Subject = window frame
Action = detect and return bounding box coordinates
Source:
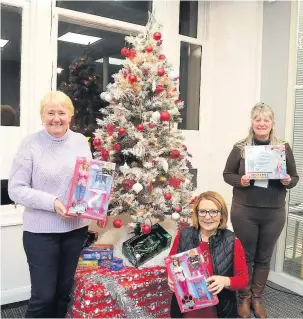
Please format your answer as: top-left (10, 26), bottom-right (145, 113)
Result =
top-left (272, 0), bottom-right (303, 295)
top-left (51, 4), bottom-right (145, 90)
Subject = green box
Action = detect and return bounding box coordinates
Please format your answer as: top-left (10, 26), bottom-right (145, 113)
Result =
top-left (122, 223), bottom-right (172, 267)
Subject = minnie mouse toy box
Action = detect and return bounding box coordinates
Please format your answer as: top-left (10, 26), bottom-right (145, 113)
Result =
top-left (66, 157), bottom-right (115, 221)
top-left (164, 247), bottom-right (218, 313)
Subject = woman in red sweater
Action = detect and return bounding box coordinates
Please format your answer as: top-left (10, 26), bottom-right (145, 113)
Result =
top-left (168, 191), bottom-right (248, 318)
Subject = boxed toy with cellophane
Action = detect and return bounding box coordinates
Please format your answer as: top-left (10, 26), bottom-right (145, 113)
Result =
top-left (66, 157), bottom-right (115, 221)
top-left (164, 246), bottom-right (218, 313)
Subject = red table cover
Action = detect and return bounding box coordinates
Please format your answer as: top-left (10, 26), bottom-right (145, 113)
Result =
top-left (67, 266), bottom-right (172, 318)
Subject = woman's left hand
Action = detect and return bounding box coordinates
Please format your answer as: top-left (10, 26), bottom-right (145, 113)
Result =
top-left (205, 276), bottom-right (231, 295)
top-left (280, 174), bottom-right (291, 186)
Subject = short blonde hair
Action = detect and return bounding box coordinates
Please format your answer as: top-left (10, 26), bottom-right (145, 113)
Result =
top-left (192, 191), bottom-right (228, 230)
top-left (40, 91), bottom-right (74, 118)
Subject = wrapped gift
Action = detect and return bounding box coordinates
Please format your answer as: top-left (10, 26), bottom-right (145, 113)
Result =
top-left (67, 266), bottom-right (172, 318)
top-left (122, 223), bottom-right (172, 267)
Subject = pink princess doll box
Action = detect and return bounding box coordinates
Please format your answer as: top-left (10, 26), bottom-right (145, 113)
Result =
top-left (66, 157), bottom-right (116, 221)
top-left (164, 247), bottom-right (218, 313)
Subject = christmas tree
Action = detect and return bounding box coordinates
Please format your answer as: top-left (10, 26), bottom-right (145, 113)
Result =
top-left (93, 14), bottom-right (195, 230)
top-left (59, 54), bottom-right (104, 137)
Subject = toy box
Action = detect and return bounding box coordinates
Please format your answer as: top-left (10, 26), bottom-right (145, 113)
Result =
top-left (164, 247), bottom-right (218, 313)
top-left (66, 157), bottom-right (115, 220)
top-left (98, 259), bottom-right (124, 271)
top-left (82, 246), bottom-right (114, 261)
top-left (122, 223), bottom-right (172, 267)
top-left (245, 144), bottom-right (287, 179)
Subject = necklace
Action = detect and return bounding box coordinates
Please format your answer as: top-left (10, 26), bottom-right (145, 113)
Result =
top-left (199, 230), bottom-right (216, 243)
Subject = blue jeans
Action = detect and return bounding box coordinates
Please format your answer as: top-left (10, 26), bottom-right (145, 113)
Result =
top-left (75, 184), bottom-right (86, 201)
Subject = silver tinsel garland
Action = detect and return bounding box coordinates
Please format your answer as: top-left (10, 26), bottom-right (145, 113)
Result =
top-left (86, 272), bottom-right (155, 319)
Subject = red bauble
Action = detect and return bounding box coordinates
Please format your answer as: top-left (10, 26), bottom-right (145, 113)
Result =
top-left (182, 145), bottom-right (187, 151)
top-left (143, 68), bottom-right (150, 74)
top-left (170, 150), bottom-right (180, 159)
top-left (153, 32), bottom-right (162, 41)
top-left (129, 49), bottom-right (136, 59)
top-left (173, 205), bottom-right (182, 213)
top-left (175, 100), bottom-right (181, 104)
top-left (157, 67), bottom-right (165, 77)
top-left (113, 219), bottom-right (123, 228)
top-left (168, 177), bottom-right (184, 189)
top-left (160, 111), bottom-right (171, 122)
top-left (93, 138), bottom-right (101, 147)
top-left (141, 224), bottom-right (151, 234)
top-left (159, 54), bottom-right (166, 60)
top-left (121, 47), bottom-right (130, 57)
top-left (118, 128), bottom-right (126, 135)
top-left (101, 149), bottom-right (109, 161)
top-left (113, 144), bottom-right (121, 152)
top-left (106, 123), bottom-right (115, 136)
top-left (190, 196), bottom-right (198, 204)
top-left (164, 192), bottom-right (172, 200)
top-left (128, 75), bottom-right (137, 83)
top-left (136, 124), bottom-right (144, 131)
top-left (155, 85), bottom-right (165, 95)
top-left (148, 123), bottom-right (156, 128)
top-left (122, 179), bottom-right (135, 192)
top-left (145, 45), bottom-right (153, 53)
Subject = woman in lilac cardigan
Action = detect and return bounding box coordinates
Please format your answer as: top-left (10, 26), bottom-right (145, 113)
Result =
top-left (8, 91), bottom-right (92, 318)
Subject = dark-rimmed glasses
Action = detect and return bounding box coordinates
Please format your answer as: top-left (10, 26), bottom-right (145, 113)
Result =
top-left (197, 209), bottom-right (221, 218)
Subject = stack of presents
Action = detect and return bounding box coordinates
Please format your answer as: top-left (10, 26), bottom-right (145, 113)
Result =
top-left (67, 225), bottom-right (173, 318)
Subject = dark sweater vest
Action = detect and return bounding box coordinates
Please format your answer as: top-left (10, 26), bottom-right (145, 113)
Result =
top-left (170, 227), bottom-right (238, 318)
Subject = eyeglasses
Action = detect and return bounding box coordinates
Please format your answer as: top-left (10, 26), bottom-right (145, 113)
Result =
top-left (197, 209), bottom-right (221, 217)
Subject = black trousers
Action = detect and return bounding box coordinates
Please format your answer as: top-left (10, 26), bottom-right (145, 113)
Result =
top-left (23, 226), bottom-right (88, 318)
top-left (231, 201), bottom-right (285, 273)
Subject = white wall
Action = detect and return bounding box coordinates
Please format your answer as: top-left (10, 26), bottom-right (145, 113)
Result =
top-left (260, 1), bottom-right (291, 138)
top-left (0, 205), bottom-right (30, 305)
top-left (197, 1), bottom-right (263, 206)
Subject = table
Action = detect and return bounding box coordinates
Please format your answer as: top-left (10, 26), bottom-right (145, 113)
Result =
top-left (67, 266), bottom-right (172, 318)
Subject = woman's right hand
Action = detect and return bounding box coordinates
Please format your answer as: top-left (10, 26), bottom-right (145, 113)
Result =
top-left (241, 175), bottom-right (251, 187)
top-left (168, 277), bottom-right (174, 292)
top-left (54, 199), bottom-right (73, 218)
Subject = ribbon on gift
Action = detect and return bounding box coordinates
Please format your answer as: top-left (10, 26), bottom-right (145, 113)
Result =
top-left (85, 271), bottom-right (155, 319)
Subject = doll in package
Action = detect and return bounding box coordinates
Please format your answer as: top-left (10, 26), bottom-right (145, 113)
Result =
top-left (164, 247), bottom-right (218, 313)
top-left (66, 157), bottom-right (115, 221)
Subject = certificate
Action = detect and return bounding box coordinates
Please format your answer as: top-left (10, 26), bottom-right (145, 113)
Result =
top-left (245, 145), bottom-right (287, 180)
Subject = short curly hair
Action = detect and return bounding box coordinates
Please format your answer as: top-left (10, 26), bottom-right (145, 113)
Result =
top-left (40, 91), bottom-right (74, 119)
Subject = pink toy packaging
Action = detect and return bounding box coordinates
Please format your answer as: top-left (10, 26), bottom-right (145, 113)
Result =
top-left (66, 157), bottom-right (115, 221)
top-left (164, 247), bottom-right (218, 313)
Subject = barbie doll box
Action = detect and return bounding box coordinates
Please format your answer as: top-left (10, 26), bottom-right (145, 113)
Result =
top-left (164, 247), bottom-right (218, 313)
top-left (66, 157), bottom-right (115, 221)
top-left (245, 144), bottom-right (287, 179)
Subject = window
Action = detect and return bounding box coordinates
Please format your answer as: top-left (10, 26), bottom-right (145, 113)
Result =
top-left (178, 41), bottom-right (202, 130)
top-left (56, 1), bottom-right (152, 26)
top-left (56, 21), bottom-right (126, 136)
top-left (1, 4), bottom-right (22, 126)
top-left (179, 0), bottom-right (198, 38)
top-left (282, 2), bottom-right (303, 281)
